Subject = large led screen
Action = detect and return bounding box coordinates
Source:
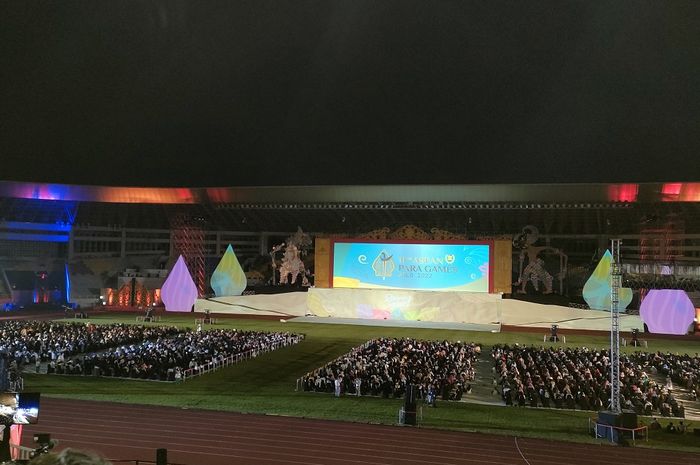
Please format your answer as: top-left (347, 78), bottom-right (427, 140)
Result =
top-left (332, 241), bottom-right (491, 292)
top-left (0, 392), bottom-right (40, 425)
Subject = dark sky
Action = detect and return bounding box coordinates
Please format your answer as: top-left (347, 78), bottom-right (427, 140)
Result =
top-left (1, 1), bottom-right (699, 187)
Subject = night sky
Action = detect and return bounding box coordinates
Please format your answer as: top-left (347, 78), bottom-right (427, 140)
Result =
top-left (2, 1), bottom-right (699, 187)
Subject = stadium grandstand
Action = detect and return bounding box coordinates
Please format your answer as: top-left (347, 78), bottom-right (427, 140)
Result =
top-left (1, 181), bottom-right (699, 311)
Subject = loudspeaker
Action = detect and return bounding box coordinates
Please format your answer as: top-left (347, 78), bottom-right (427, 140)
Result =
top-left (597, 411), bottom-right (620, 427)
top-left (156, 448), bottom-right (168, 465)
top-left (404, 410), bottom-right (417, 425)
top-left (620, 410), bottom-right (638, 429)
top-left (405, 384), bottom-right (417, 407)
top-left (404, 385), bottom-right (417, 426)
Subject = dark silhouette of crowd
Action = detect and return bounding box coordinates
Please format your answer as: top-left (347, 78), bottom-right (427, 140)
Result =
top-left (0, 320), bottom-right (303, 382)
top-left (0, 321), bottom-right (181, 366)
top-left (493, 344), bottom-right (686, 417)
top-left (61, 329), bottom-right (303, 381)
top-left (302, 338), bottom-right (480, 401)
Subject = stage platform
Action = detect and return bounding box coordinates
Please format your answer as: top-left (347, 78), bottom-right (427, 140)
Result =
top-left (290, 316), bottom-right (499, 332)
top-left (195, 288), bottom-right (644, 333)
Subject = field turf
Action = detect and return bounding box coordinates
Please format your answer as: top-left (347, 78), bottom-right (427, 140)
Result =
top-left (22, 312), bottom-right (700, 452)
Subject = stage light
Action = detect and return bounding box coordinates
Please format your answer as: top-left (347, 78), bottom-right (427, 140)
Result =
top-left (630, 328), bottom-right (640, 346)
top-left (549, 324), bottom-right (559, 342)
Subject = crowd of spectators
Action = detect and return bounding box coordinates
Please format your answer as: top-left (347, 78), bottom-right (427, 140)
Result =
top-left (493, 344), bottom-right (687, 417)
top-left (630, 351), bottom-right (699, 403)
top-left (0, 320), bottom-right (302, 382)
top-left (0, 320), bottom-right (181, 366)
top-left (301, 338), bottom-right (480, 401)
top-left (58, 329), bottom-right (303, 381)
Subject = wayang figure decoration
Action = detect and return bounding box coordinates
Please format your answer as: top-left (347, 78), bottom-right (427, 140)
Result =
top-left (270, 227), bottom-right (312, 286)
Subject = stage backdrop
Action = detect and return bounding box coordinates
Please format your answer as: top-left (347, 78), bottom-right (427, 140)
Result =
top-left (492, 239), bottom-right (512, 294)
top-left (314, 237), bottom-right (331, 288)
top-left (331, 240), bottom-right (492, 292)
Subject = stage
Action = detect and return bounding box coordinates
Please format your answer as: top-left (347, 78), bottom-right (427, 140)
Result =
top-left (195, 288), bottom-right (644, 333)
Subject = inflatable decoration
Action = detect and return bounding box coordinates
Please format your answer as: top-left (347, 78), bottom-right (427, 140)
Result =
top-left (210, 244), bottom-right (247, 297)
top-left (161, 255), bottom-right (198, 312)
top-left (640, 289), bottom-right (695, 335)
top-left (582, 250), bottom-right (632, 311)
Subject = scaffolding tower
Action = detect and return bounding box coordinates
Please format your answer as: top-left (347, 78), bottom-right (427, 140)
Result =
top-left (171, 214), bottom-right (206, 297)
top-left (609, 238), bottom-right (622, 413)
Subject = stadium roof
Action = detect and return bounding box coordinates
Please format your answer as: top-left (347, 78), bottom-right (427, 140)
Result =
top-left (1, 181), bottom-right (698, 235)
top-left (1, 181), bottom-right (699, 205)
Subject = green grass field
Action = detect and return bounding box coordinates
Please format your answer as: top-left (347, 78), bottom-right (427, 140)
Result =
top-left (23, 313), bottom-right (700, 452)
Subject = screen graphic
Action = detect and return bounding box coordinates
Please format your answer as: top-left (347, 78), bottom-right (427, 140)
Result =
top-left (0, 392), bottom-right (40, 425)
top-left (332, 241), bottom-right (491, 292)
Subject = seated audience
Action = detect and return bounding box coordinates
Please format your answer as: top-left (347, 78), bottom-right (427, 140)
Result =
top-left (302, 338), bottom-right (480, 401)
top-left (64, 329), bottom-right (302, 381)
top-left (492, 344), bottom-right (692, 416)
top-left (0, 320), bottom-right (181, 368)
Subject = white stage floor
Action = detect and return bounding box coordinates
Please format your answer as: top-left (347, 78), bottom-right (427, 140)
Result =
top-left (290, 316), bottom-right (500, 332)
top-left (195, 289), bottom-right (645, 333)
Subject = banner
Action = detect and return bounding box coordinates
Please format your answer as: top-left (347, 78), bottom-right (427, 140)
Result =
top-left (331, 240), bottom-right (491, 292)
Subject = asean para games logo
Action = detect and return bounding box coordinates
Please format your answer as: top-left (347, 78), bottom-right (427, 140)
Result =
top-left (372, 250), bottom-right (395, 279)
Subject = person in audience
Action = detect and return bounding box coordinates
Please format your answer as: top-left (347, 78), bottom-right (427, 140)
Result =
top-left (649, 417), bottom-right (661, 430)
top-left (666, 421), bottom-right (676, 433)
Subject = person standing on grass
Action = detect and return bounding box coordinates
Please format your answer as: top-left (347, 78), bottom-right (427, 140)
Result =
top-left (334, 376), bottom-right (342, 397)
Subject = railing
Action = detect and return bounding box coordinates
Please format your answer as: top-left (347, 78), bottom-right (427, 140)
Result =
top-left (9, 444), bottom-right (34, 461)
top-left (588, 417), bottom-right (648, 444)
top-left (181, 335), bottom-right (304, 381)
top-left (398, 406), bottom-right (423, 425)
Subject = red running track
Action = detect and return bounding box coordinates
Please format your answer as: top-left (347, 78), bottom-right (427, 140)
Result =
top-left (20, 398), bottom-right (699, 465)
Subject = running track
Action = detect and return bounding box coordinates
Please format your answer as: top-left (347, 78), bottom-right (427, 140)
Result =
top-left (19, 398), bottom-right (699, 465)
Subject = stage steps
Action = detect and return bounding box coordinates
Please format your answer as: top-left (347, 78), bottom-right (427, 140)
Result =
top-left (646, 372), bottom-right (700, 421)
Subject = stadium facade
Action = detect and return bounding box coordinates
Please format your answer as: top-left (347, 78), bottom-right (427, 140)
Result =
top-left (0, 180), bottom-right (698, 309)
